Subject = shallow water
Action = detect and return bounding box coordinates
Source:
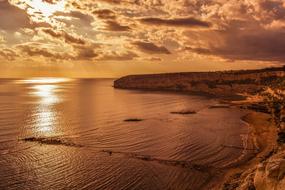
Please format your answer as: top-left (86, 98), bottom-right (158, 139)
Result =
top-left (0, 78), bottom-right (255, 190)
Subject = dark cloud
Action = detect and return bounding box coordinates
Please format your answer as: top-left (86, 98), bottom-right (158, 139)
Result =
top-left (42, 0), bottom-right (60, 4)
top-left (104, 20), bottom-right (130, 31)
top-left (187, 26), bottom-right (285, 62)
top-left (259, 0), bottom-right (285, 20)
top-left (99, 0), bottom-right (122, 4)
top-left (17, 43), bottom-right (69, 60)
top-left (185, 46), bottom-right (211, 54)
top-left (17, 42), bottom-right (100, 61)
top-left (140, 17), bottom-right (211, 28)
top-left (92, 8), bottom-right (130, 32)
top-left (42, 28), bottom-right (86, 45)
top-left (75, 45), bottom-right (98, 60)
top-left (93, 9), bottom-right (116, 20)
top-left (0, 1), bottom-right (49, 31)
top-left (54, 11), bottom-right (94, 26)
top-left (133, 41), bottom-right (170, 54)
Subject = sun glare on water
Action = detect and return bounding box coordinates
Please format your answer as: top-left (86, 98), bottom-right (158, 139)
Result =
top-left (17, 78), bottom-right (73, 84)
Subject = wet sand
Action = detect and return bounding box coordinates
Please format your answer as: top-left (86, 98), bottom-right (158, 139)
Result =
top-left (209, 109), bottom-right (278, 189)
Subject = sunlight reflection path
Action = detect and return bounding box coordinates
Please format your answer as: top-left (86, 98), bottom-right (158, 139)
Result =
top-left (20, 78), bottom-right (70, 136)
top-left (32, 82), bottom-right (59, 135)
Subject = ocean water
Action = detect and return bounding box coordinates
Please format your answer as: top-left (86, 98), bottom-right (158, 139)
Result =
top-left (0, 78), bottom-right (255, 190)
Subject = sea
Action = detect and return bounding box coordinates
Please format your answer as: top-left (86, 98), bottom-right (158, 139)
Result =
top-left (0, 78), bottom-right (255, 190)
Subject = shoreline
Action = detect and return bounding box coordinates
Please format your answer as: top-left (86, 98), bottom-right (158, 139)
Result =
top-left (115, 86), bottom-right (281, 189)
top-left (208, 110), bottom-right (278, 190)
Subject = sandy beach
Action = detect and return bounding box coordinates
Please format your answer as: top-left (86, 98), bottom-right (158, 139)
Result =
top-left (209, 110), bottom-right (278, 189)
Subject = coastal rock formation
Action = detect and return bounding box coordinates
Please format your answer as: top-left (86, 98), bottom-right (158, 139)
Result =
top-left (170, 110), bottom-right (197, 115)
top-left (254, 151), bottom-right (285, 190)
top-left (124, 118), bottom-right (143, 122)
top-left (21, 137), bottom-right (82, 147)
top-left (114, 67), bottom-right (285, 97)
top-left (224, 151), bottom-right (285, 190)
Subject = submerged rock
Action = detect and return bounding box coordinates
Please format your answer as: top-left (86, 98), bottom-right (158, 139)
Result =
top-left (21, 137), bottom-right (82, 147)
top-left (170, 111), bottom-right (197, 115)
top-left (124, 118), bottom-right (143, 122)
top-left (102, 150), bottom-right (113, 156)
top-left (209, 105), bottom-right (230, 109)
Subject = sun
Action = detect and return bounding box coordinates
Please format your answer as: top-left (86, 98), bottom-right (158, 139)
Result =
top-left (27, 0), bottom-right (65, 17)
top-left (28, 0), bottom-right (66, 17)
top-left (10, 0), bottom-right (66, 18)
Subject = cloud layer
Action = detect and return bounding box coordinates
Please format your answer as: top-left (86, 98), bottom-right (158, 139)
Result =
top-left (0, 0), bottom-right (284, 76)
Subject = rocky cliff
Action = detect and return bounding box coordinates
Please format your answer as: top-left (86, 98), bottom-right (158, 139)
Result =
top-left (114, 67), bottom-right (285, 97)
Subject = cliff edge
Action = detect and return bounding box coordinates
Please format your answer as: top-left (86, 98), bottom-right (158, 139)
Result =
top-left (114, 67), bottom-right (285, 97)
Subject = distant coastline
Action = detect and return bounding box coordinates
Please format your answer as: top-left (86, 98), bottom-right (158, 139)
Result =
top-left (114, 66), bottom-right (284, 98)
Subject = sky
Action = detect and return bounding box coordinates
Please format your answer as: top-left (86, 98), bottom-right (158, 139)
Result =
top-left (0, 0), bottom-right (285, 78)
